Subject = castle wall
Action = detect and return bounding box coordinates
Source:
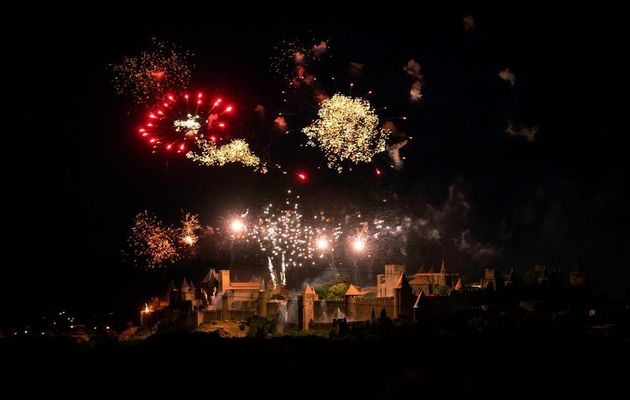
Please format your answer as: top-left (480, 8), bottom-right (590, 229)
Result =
top-left (313, 300), bottom-right (345, 323)
top-left (346, 296), bottom-right (395, 321)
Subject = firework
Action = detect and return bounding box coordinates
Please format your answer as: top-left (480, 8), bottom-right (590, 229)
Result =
top-left (186, 139), bottom-right (267, 172)
top-left (302, 94), bottom-right (391, 172)
top-left (129, 211), bottom-right (179, 269)
top-left (351, 236), bottom-right (367, 252)
top-left (179, 212), bottom-right (201, 246)
top-left (230, 218), bottom-right (246, 235)
top-left (138, 92), bottom-right (233, 154)
top-left (111, 38), bottom-right (192, 104)
top-left (267, 257), bottom-right (278, 289)
top-left (248, 197), bottom-right (315, 270)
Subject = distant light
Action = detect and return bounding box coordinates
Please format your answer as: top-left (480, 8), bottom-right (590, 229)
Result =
top-left (375, 168), bottom-right (382, 176)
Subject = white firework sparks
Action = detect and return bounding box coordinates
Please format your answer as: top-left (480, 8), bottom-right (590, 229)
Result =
top-left (302, 94), bottom-right (391, 172)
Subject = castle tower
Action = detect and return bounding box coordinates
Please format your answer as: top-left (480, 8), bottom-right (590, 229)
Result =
top-left (439, 260), bottom-right (447, 286)
top-left (185, 280), bottom-right (196, 303)
top-left (345, 284), bottom-right (362, 320)
top-left (482, 267), bottom-right (497, 290)
top-left (299, 284), bottom-right (316, 331)
top-left (394, 273), bottom-right (415, 320)
top-left (378, 264), bottom-right (405, 297)
top-left (218, 269), bottom-right (230, 293)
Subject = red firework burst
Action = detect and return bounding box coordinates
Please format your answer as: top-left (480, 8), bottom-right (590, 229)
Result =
top-left (138, 91), bottom-right (235, 154)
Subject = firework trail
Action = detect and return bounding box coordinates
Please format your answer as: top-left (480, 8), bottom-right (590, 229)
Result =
top-left (267, 257), bottom-right (278, 289)
top-left (280, 252), bottom-right (287, 287)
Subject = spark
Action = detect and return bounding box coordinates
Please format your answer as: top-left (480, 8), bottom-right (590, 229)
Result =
top-left (296, 171), bottom-right (308, 182)
top-left (179, 212), bottom-right (201, 247)
top-left (248, 197), bottom-right (315, 270)
top-left (186, 139), bottom-right (267, 172)
top-left (129, 211), bottom-right (179, 269)
top-left (111, 38), bottom-right (192, 105)
top-left (302, 94), bottom-right (390, 172)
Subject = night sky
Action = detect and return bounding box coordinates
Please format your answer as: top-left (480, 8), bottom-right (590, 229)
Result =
top-left (4, 2), bottom-right (628, 325)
